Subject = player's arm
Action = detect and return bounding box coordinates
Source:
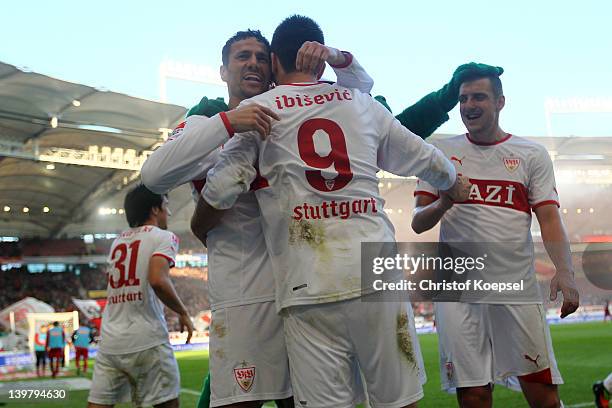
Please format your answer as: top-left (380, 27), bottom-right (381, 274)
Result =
top-left (411, 175), bottom-right (471, 233)
top-left (141, 107), bottom-right (278, 194)
top-left (193, 131), bottom-right (260, 243)
top-left (392, 62), bottom-right (504, 138)
top-left (535, 204), bottom-right (579, 318)
top-left (530, 145), bottom-right (579, 317)
top-left (412, 193), bottom-right (452, 234)
top-left (190, 197), bottom-right (226, 247)
top-left (148, 255), bottom-right (194, 343)
top-left (141, 114), bottom-right (236, 193)
top-left (296, 42), bottom-right (374, 93)
top-left (200, 132), bottom-right (260, 210)
top-left (375, 101), bottom-right (469, 195)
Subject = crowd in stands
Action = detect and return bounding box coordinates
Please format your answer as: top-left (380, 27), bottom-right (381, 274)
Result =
top-left (0, 242), bottom-right (20, 259)
top-left (0, 264), bottom-right (211, 329)
top-left (1, 237), bottom-right (609, 334)
top-left (0, 238), bottom-right (114, 259)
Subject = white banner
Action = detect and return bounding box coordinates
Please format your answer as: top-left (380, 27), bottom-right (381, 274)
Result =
top-left (0, 297), bottom-right (54, 334)
top-left (193, 310), bottom-right (212, 332)
top-left (72, 298), bottom-right (107, 330)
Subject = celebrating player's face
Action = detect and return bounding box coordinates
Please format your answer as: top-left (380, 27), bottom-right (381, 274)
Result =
top-left (459, 78), bottom-right (504, 136)
top-left (221, 37), bottom-right (271, 101)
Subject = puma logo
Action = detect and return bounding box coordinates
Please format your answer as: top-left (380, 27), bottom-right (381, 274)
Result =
top-left (524, 354), bottom-right (540, 367)
top-left (450, 156), bottom-right (464, 166)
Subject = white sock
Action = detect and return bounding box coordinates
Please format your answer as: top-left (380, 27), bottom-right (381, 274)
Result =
top-left (604, 372), bottom-right (612, 393)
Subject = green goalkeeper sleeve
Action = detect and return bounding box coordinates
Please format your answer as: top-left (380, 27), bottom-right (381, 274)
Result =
top-left (197, 372), bottom-right (211, 408)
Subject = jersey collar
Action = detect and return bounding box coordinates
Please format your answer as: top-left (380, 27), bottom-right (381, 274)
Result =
top-left (465, 133), bottom-right (512, 146)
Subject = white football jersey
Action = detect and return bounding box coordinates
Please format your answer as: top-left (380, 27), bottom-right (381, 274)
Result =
top-left (141, 55), bottom-right (376, 310)
top-left (415, 133), bottom-right (560, 303)
top-left (203, 82), bottom-right (456, 310)
top-left (99, 225), bottom-right (179, 354)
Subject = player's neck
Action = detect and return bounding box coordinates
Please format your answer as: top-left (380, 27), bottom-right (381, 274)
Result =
top-left (228, 96), bottom-right (241, 110)
top-left (140, 219), bottom-right (158, 228)
top-left (468, 126), bottom-right (507, 144)
top-left (277, 72), bottom-right (318, 85)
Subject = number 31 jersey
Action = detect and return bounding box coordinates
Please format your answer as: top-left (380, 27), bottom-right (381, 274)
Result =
top-left (204, 82), bottom-right (455, 310)
top-left (99, 225), bottom-right (179, 354)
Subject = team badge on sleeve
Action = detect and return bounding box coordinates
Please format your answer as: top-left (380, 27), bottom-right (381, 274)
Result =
top-left (167, 122), bottom-right (186, 141)
top-left (503, 157), bottom-right (521, 173)
top-left (234, 366), bottom-right (256, 392)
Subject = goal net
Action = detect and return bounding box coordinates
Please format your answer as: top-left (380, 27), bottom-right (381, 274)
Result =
top-left (26, 311), bottom-right (79, 364)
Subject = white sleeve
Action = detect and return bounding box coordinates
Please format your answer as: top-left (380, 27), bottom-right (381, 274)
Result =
top-left (330, 51), bottom-right (374, 94)
top-left (374, 101), bottom-right (456, 191)
top-left (529, 145), bottom-right (560, 209)
top-left (414, 178), bottom-right (439, 199)
top-left (202, 132), bottom-right (259, 210)
top-left (140, 113), bottom-right (233, 194)
top-left (152, 231), bottom-right (179, 268)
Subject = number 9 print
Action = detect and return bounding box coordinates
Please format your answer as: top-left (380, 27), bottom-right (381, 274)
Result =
top-left (298, 118), bottom-right (353, 192)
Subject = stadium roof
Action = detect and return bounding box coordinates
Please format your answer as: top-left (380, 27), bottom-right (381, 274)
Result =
top-left (1, 60), bottom-right (611, 240)
top-left (0, 61), bottom-right (192, 238)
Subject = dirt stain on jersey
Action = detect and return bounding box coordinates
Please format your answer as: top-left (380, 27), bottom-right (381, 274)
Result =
top-left (289, 219), bottom-right (326, 251)
top-left (214, 348), bottom-right (226, 360)
top-left (397, 312), bottom-right (416, 368)
top-left (211, 322), bottom-right (227, 338)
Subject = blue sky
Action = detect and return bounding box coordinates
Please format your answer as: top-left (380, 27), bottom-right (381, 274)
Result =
top-left (3, 0), bottom-right (611, 136)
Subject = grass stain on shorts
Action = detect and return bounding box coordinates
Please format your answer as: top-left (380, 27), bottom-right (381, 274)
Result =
top-left (397, 311), bottom-right (416, 368)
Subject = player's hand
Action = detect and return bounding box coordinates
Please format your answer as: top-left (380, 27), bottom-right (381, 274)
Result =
top-left (179, 313), bottom-right (195, 344)
top-left (549, 272), bottom-right (580, 318)
top-left (225, 104), bottom-right (280, 138)
top-left (444, 175), bottom-right (471, 202)
top-left (296, 41), bottom-right (344, 76)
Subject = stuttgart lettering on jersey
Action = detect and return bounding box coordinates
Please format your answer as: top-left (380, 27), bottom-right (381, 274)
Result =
top-left (462, 178), bottom-right (530, 213)
top-left (292, 197), bottom-right (378, 221)
top-left (275, 88), bottom-right (353, 110)
top-left (107, 291), bottom-right (143, 305)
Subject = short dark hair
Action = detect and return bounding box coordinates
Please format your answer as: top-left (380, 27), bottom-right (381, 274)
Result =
top-left (222, 29), bottom-right (270, 66)
top-left (271, 15), bottom-right (324, 74)
top-left (461, 73), bottom-right (504, 98)
top-left (124, 184), bottom-right (163, 228)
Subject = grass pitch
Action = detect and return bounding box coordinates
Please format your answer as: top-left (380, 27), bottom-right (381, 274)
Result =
top-left (2, 321), bottom-right (609, 407)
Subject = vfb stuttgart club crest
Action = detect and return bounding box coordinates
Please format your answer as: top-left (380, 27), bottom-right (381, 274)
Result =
top-left (234, 366), bottom-right (256, 392)
top-left (503, 157), bottom-right (521, 173)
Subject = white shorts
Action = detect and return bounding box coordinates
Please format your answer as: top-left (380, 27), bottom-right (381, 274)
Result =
top-left (88, 342), bottom-right (180, 407)
top-left (209, 301), bottom-right (292, 407)
top-left (435, 302), bottom-right (563, 392)
top-left (283, 295), bottom-right (426, 408)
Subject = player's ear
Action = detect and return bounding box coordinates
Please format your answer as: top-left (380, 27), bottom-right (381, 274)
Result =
top-left (496, 94), bottom-right (505, 112)
top-left (220, 64), bottom-right (228, 83)
top-left (271, 53), bottom-right (280, 78)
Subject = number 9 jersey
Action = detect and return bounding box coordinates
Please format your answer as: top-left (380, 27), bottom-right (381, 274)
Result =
top-left (203, 82), bottom-right (456, 311)
top-left (99, 225), bottom-right (179, 354)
